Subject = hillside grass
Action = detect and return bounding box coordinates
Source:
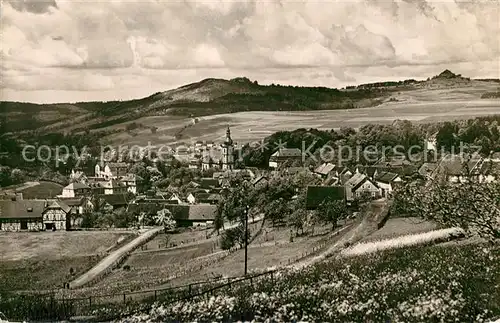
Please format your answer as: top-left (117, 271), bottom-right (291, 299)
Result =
top-left (0, 231), bottom-right (135, 291)
top-left (13, 181), bottom-right (63, 199)
top-left (118, 242), bottom-right (500, 323)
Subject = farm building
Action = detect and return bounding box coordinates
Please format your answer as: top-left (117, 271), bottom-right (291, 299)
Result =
top-left (59, 182), bottom-right (91, 198)
top-left (268, 148), bottom-right (302, 169)
top-left (306, 186), bottom-right (346, 210)
top-left (42, 200), bottom-right (71, 231)
top-left (0, 200), bottom-right (45, 231)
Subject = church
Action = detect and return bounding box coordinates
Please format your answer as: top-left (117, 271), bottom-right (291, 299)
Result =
top-left (201, 127), bottom-right (235, 171)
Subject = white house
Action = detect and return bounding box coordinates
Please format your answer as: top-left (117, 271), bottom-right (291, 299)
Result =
top-left (344, 173), bottom-right (380, 201)
top-left (374, 171), bottom-right (403, 197)
top-left (95, 162), bottom-right (128, 179)
top-left (59, 183), bottom-right (91, 198)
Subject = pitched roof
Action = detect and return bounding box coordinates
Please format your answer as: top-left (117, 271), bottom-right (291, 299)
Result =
top-left (418, 162), bottom-right (438, 177)
top-left (352, 177), bottom-right (378, 191)
top-left (252, 175), bottom-right (268, 186)
top-left (57, 197), bottom-right (85, 206)
top-left (375, 171), bottom-right (400, 184)
top-left (314, 163), bottom-right (336, 175)
top-left (0, 200), bottom-right (45, 219)
top-left (271, 148), bottom-right (302, 157)
top-left (437, 154), bottom-right (482, 176)
top-left (306, 186), bottom-right (345, 209)
top-left (344, 172), bottom-right (366, 188)
top-left (44, 200), bottom-right (71, 213)
top-left (192, 192), bottom-right (211, 200)
top-left (100, 194), bottom-right (129, 206)
top-left (200, 178), bottom-right (220, 188)
top-left (187, 204), bottom-right (217, 221)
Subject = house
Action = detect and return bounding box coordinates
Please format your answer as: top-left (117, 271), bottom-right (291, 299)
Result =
top-left (354, 165), bottom-right (378, 179)
top-left (57, 197), bottom-right (88, 216)
top-left (373, 157), bottom-right (416, 176)
top-left (119, 174), bottom-right (140, 194)
top-left (95, 162), bottom-right (128, 179)
top-left (374, 171), bottom-right (403, 197)
top-left (188, 158), bottom-right (201, 169)
top-left (252, 175), bottom-right (269, 189)
top-left (205, 194), bottom-right (222, 205)
top-left (175, 204), bottom-right (217, 227)
top-left (314, 163), bottom-right (336, 178)
top-left (305, 186), bottom-right (346, 210)
top-left (200, 178), bottom-right (220, 189)
top-left (268, 148), bottom-right (302, 169)
top-left (101, 179), bottom-right (127, 195)
top-left (0, 200), bottom-right (45, 231)
top-left (168, 193), bottom-right (184, 204)
top-left (42, 200), bottom-right (71, 231)
top-left (202, 155), bottom-right (219, 170)
top-left (418, 162), bottom-right (438, 179)
top-left (344, 173), bottom-right (380, 201)
top-left (70, 169), bottom-right (88, 183)
top-left (59, 183), bottom-right (91, 198)
top-left (477, 160), bottom-right (500, 183)
top-left (436, 154), bottom-right (483, 183)
top-left (338, 167), bottom-right (354, 185)
top-left (187, 192), bottom-right (211, 204)
top-left (99, 193), bottom-right (129, 211)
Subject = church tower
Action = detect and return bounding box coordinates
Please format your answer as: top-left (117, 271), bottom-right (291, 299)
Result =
top-left (221, 127), bottom-right (234, 170)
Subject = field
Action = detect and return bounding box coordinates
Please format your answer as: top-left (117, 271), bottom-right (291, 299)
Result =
top-left (0, 231), bottom-right (135, 290)
top-left (105, 97), bottom-right (500, 146)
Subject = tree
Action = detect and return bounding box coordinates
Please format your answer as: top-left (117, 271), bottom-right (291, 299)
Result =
top-left (288, 208), bottom-right (308, 235)
top-left (220, 226), bottom-right (247, 250)
top-left (315, 198), bottom-right (348, 231)
top-left (155, 208), bottom-right (176, 231)
top-left (394, 178), bottom-right (500, 242)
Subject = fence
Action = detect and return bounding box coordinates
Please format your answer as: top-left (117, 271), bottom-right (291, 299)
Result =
top-left (1, 270), bottom-right (278, 321)
top-left (2, 220), bottom-right (355, 321)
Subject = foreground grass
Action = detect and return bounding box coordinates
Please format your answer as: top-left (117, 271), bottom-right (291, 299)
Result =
top-left (119, 243), bottom-right (500, 323)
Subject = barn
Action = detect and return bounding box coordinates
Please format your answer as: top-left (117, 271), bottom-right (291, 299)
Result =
top-left (0, 200), bottom-right (45, 231)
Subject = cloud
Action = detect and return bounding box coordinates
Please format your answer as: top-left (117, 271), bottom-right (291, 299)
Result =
top-left (0, 0), bottom-right (499, 102)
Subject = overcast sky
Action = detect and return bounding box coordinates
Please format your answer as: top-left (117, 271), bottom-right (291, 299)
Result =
top-left (1, 0), bottom-right (499, 103)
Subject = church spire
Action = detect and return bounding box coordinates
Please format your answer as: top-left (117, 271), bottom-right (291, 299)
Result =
top-left (224, 126), bottom-right (233, 146)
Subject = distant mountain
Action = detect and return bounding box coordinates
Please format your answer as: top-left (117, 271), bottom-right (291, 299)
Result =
top-left (1, 71), bottom-right (498, 135)
top-left (0, 77), bottom-right (385, 134)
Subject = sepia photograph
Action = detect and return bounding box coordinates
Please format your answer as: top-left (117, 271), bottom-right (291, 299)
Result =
top-left (0, 0), bottom-right (499, 322)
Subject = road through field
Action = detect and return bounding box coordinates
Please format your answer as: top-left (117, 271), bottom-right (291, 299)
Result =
top-left (69, 227), bottom-right (163, 289)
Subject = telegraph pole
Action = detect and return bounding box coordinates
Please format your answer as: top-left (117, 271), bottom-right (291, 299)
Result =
top-left (244, 204), bottom-right (249, 276)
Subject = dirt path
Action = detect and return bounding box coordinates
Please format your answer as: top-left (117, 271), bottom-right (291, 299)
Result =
top-left (69, 227), bottom-right (163, 289)
top-left (292, 198), bottom-right (392, 269)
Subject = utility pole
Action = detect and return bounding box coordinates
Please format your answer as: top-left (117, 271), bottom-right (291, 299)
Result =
top-left (244, 204), bottom-right (249, 276)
